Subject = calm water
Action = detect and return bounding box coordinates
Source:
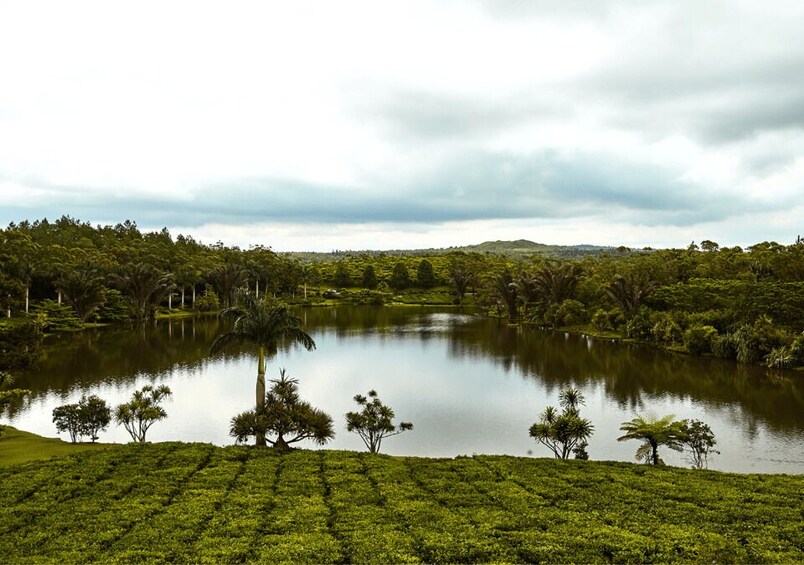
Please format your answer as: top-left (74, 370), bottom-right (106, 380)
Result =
top-left (5, 306), bottom-right (804, 474)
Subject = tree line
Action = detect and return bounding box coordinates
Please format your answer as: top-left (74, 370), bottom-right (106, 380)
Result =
top-left (2, 217), bottom-right (804, 369)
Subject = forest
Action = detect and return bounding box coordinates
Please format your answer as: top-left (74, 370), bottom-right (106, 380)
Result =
top-left (1, 216), bottom-right (804, 374)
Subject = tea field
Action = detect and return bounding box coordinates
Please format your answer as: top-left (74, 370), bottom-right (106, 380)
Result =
top-left (0, 443), bottom-right (801, 563)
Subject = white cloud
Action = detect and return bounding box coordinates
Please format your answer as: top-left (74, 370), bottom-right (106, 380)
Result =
top-left (1, 0), bottom-right (802, 249)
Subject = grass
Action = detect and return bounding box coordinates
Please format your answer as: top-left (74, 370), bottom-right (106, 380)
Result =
top-left (0, 426), bottom-right (108, 467)
top-left (0, 438), bottom-right (801, 563)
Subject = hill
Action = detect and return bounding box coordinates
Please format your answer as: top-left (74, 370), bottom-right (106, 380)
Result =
top-left (286, 239), bottom-right (614, 262)
top-left (1, 442), bottom-right (801, 563)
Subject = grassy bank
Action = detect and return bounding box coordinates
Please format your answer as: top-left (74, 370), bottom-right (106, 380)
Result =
top-left (0, 441), bottom-right (801, 563)
top-left (0, 426), bottom-right (107, 467)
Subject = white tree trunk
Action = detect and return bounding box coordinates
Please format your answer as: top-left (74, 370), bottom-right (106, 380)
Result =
top-left (256, 279), bottom-right (260, 298)
top-left (181, 287), bottom-right (185, 308)
top-left (168, 293), bottom-right (172, 309)
top-left (192, 285), bottom-right (196, 307)
top-left (25, 286), bottom-right (29, 314)
top-left (57, 290), bottom-right (62, 304)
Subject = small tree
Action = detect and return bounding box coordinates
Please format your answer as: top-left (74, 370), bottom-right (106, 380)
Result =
top-left (416, 260), bottom-right (437, 289)
top-left (389, 261), bottom-right (411, 290)
top-left (115, 384), bottom-right (172, 443)
top-left (681, 419), bottom-right (719, 469)
top-left (53, 395), bottom-right (110, 443)
top-left (230, 369), bottom-right (334, 449)
top-left (346, 390), bottom-right (413, 454)
top-left (333, 263), bottom-right (352, 288)
top-left (80, 395), bottom-right (112, 442)
top-left (361, 265), bottom-right (378, 290)
top-left (618, 415), bottom-right (686, 465)
top-left (529, 387), bottom-right (594, 459)
top-left (52, 403), bottom-right (84, 443)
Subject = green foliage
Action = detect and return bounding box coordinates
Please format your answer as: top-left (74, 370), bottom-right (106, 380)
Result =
top-left (345, 389), bottom-right (413, 453)
top-left (1, 445), bottom-right (801, 563)
top-left (30, 299), bottom-right (82, 331)
top-left (683, 324), bottom-right (718, 355)
top-left (95, 288), bottom-right (130, 321)
top-left (529, 387), bottom-right (594, 459)
top-left (360, 265), bottom-right (378, 289)
top-left (651, 311), bottom-right (683, 344)
top-left (733, 315), bottom-right (786, 364)
top-left (389, 261), bottom-right (411, 290)
top-left (55, 267), bottom-right (106, 322)
top-left (115, 384), bottom-right (172, 442)
top-left (193, 284), bottom-right (220, 311)
top-left (681, 419), bottom-right (719, 469)
top-left (416, 259), bottom-right (437, 288)
top-left (333, 262), bottom-right (352, 288)
top-left (230, 369), bottom-right (334, 449)
top-left (549, 299), bottom-right (587, 327)
top-left (618, 415), bottom-right (687, 465)
top-left (625, 307), bottom-right (653, 340)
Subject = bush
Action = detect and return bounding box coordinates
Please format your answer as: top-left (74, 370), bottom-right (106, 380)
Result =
top-left (553, 299), bottom-right (587, 327)
top-left (194, 285), bottom-right (220, 311)
top-left (30, 300), bottom-right (82, 331)
top-left (711, 333), bottom-right (737, 360)
top-left (591, 308), bottom-right (611, 332)
top-left (683, 325), bottom-right (718, 356)
top-left (625, 308), bottom-right (653, 340)
top-left (651, 312), bottom-right (683, 344)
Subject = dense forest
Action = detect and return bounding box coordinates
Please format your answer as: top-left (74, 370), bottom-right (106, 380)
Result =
top-left (1, 216), bottom-right (803, 372)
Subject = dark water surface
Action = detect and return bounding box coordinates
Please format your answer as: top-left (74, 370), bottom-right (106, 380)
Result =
top-left (7, 306), bottom-right (804, 473)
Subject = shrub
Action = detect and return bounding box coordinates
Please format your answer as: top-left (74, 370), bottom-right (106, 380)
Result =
top-left (683, 325), bottom-right (718, 356)
top-left (651, 312), bottom-right (682, 344)
top-left (625, 308), bottom-right (653, 340)
top-left (194, 285), bottom-right (220, 311)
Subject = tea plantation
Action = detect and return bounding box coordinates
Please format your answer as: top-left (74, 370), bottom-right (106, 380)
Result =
top-left (1, 443), bottom-right (801, 563)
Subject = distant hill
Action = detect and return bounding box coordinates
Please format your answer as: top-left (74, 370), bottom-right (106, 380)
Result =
top-left (285, 239), bottom-right (615, 262)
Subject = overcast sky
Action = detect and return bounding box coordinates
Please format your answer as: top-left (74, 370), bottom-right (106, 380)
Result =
top-left (1, 1), bottom-right (802, 251)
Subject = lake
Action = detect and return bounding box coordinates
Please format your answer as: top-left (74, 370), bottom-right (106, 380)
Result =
top-left (6, 306), bottom-right (804, 473)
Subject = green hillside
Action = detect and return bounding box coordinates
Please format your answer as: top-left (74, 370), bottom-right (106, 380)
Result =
top-left (1, 442), bottom-right (801, 563)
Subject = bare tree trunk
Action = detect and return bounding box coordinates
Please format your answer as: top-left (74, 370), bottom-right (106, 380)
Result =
top-left (181, 287), bottom-right (185, 308)
top-left (25, 286), bottom-right (29, 314)
top-left (256, 346), bottom-right (267, 447)
top-left (192, 285), bottom-right (196, 308)
top-left (57, 290), bottom-right (62, 304)
top-left (256, 279), bottom-right (260, 298)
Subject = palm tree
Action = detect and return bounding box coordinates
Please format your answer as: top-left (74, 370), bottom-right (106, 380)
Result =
top-left (605, 272), bottom-right (656, 320)
top-left (109, 262), bottom-right (174, 319)
top-left (210, 291), bottom-right (316, 446)
top-left (618, 415), bottom-right (686, 465)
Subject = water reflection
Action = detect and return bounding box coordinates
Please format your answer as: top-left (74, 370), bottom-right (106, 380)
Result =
top-left (5, 306), bottom-right (804, 473)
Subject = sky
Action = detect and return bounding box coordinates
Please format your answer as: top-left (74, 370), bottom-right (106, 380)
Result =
top-left (1, 0), bottom-right (803, 251)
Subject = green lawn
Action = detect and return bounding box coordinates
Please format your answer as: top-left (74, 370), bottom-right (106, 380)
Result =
top-left (0, 426), bottom-right (108, 467)
top-left (0, 440), bottom-right (801, 563)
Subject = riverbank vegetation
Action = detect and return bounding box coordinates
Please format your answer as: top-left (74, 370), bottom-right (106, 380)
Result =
top-left (0, 440), bottom-right (801, 563)
top-left (2, 217), bottom-right (804, 371)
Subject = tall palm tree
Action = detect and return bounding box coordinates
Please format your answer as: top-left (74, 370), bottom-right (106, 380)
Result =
top-left (210, 292), bottom-right (316, 446)
top-left (618, 414), bottom-right (686, 465)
